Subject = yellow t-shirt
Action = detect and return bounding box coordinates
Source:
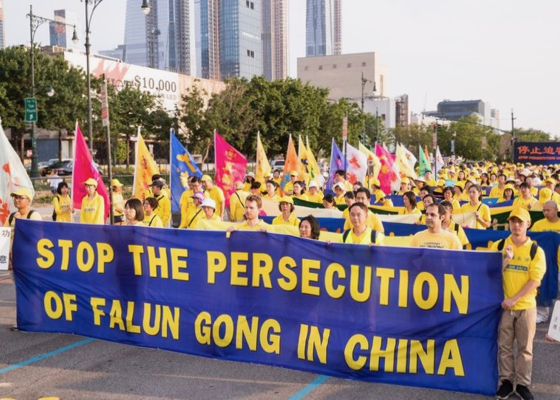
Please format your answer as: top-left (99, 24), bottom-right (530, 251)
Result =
top-left (460, 202), bottom-right (491, 229)
top-left (143, 214), bottom-right (164, 228)
top-left (151, 194), bottom-right (171, 227)
top-left (399, 207), bottom-right (421, 215)
top-left (372, 189), bottom-right (387, 204)
top-left (489, 185), bottom-right (504, 199)
top-left (410, 229), bottom-right (463, 250)
top-left (205, 186), bottom-right (225, 217)
top-left (343, 210), bottom-right (385, 233)
top-left (80, 193), bottom-right (105, 225)
top-left (491, 237), bottom-right (546, 310)
top-left (272, 213), bottom-right (300, 226)
top-left (307, 191), bottom-right (324, 203)
top-left (5, 209), bottom-right (42, 227)
top-left (334, 195), bottom-right (346, 205)
top-left (340, 227), bottom-right (385, 245)
top-left (53, 194), bottom-right (72, 222)
top-left (531, 219), bottom-right (560, 232)
top-left (512, 196), bottom-right (537, 211)
top-left (237, 220), bottom-right (274, 232)
top-left (180, 207), bottom-right (203, 229)
top-left (447, 220), bottom-right (469, 247)
top-left (283, 181), bottom-right (294, 195)
top-left (293, 194), bottom-right (309, 202)
top-left (229, 190), bottom-right (248, 222)
top-left (112, 192), bottom-right (125, 217)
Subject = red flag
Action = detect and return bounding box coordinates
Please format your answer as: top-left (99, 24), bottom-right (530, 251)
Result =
top-left (375, 143), bottom-right (396, 195)
top-left (214, 131), bottom-right (247, 207)
top-left (72, 124), bottom-right (110, 220)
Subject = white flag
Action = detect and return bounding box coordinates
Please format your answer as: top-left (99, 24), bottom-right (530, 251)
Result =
top-left (400, 143), bottom-right (418, 171)
top-left (0, 121), bottom-right (35, 225)
top-left (435, 146), bottom-right (444, 174)
top-left (345, 143), bottom-right (368, 185)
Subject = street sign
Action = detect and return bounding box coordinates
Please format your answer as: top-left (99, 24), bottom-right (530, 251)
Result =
top-left (24, 97), bottom-right (38, 122)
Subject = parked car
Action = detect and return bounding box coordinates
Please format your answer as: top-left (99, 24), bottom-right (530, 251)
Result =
top-left (54, 161), bottom-right (103, 176)
top-left (41, 160), bottom-right (72, 176)
top-left (270, 159), bottom-right (285, 171)
top-left (25, 161), bottom-right (49, 172)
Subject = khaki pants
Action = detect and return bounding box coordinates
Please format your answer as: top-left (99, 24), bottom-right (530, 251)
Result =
top-left (498, 307), bottom-right (536, 386)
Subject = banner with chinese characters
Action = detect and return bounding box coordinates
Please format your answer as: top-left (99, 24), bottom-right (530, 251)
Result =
top-left (514, 142), bottom-right (560, 165)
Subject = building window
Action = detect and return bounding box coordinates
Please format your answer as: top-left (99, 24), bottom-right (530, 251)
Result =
top-left (318, 65), bottom-right (323, 70)
top-left (247, 50), bottom-right (254, 58)
top-left (333, 64), bottom-right (337, 69)
top-left (362, 62), bottom-right (367, 67)
top-left (347, 63), bottom-right (352, 68)
top-left (246, 0), bottom-right (249, 6)
top-left (250, 2), bottom-right (254, 9)
top-left (304, 66), bottom-right (309, 71)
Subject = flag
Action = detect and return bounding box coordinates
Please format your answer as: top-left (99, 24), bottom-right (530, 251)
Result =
top-left (400, 143), bottom-right (418, 171)
top-left (435, 146), bottom-right (444, 174)
top-left (297, 136), bottom-right (311, 185)
top-left (345, 143), bottom-right (367, 185)
top-left (306, 136), bottom-right (325, 188)
top-left (132, 129), bottom-right (160, 201)
top-left (281, 135), bottom-right (299, 191)
top-left (395, 143), bottom-right (417, 179)
top-left (171, 131), bottom-right (202, 212)
top-left (214, 131), bottom-right (247, 206)
top-left (0, 121), bottom-right (35, 225)
top-left (359, 143), bottom-right (381, 181)
top-left (325, 139), bottom-right (347, 193)
top-left (72, 123), bottom-right (110, 219)
top-left (419, 146), bottom-right (431, 177)
top-left (375, 143), bottom-right (396, 195)
top-left (255, 132), bottom-right (271, 183)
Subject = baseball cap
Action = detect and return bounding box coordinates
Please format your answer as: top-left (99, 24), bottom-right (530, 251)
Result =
top-left (10, 188), bottom-right (33, 200)
top-left (539, 188), bottom-right (553, 204)
top-left (111, 179), bottom-right (123, 187)
top-left (308, 180), bottom-right (318, 188)
top-left (151, 180), bottom-right (164, 188)
top-left (290, 170), bottom-right (299, 177)
top-left (508, 207), bottom-right (531, 223)
top-left (371, 178), bottom-right (381, 188)
top-left (246, 172), bottom-right (255, 178)
top-left (201, 175), bottom-right (212, 182)
top-left (201, 198), bottom-right (216, 209)
top-left (83, 178), bottom-right (98, 187)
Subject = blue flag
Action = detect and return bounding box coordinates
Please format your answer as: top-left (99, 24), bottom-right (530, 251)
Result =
top-left (325, 139), bottom-right (348, 194)
top-left (170, 132), bottom-right (202, 212)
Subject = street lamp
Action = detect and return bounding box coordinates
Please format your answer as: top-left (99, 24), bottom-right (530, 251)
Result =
top-left (82, 0), bottom-right (150, 155)
top-left (360, 72), bottom-right (375, 147)
top-left (27, 5), bottom-right (78, 178)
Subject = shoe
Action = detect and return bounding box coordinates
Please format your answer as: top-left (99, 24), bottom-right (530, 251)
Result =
top-left (496, 379), bottom-right (515, 399)
top-left (515, 385), bottom-right (534, 400)
top-left (536, 316), bottom-right (547, 323)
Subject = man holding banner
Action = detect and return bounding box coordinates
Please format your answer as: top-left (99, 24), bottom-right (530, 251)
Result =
top-left (492, 208), bottom-right (546, 400)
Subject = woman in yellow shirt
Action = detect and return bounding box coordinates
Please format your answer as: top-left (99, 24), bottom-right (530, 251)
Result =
top-left (264, 181), bottom-right (281, 202)
top-left (272, 197), bottom-right (300, 226)
top-left (143, 197), bottom-right (164, 227)
top-left (80, 178), bottom-right (105, 225)
top-left (400, 191), bottom-right (421, 215)
top-left (460, 184), bottom-right (491, 229)
top-left (111, 179), bottom-right (125, 225)
top-left (293, 181), bottom-right (309, 201)
top-left (124, 198), bottom-right (145, 226)
top-left (52, 182), bottom-right (73, 222)
top-left (442, 187), bottom-right (461, 214)
top-left (201, 198), bottom-right (222, 222)
top-left (322, 194), bottom-right (336, 209)
top-left (497, 184), bottom-right (515, 203)
top-left (512, 182), bottom-right (538, 210)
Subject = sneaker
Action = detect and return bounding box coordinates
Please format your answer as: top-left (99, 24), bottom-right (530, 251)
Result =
top-left (515, 385), bottom-right (534, 400)
top-left (496, 379), bottom-right (515, 399)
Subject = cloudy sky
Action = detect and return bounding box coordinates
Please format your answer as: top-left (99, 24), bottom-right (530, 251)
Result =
top-left (4, 0), bottom-right (559, 137)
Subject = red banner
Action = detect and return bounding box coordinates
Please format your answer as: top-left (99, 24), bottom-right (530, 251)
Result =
top-left (214, 131), bottom-right (247, 206)
top-left (375, 143), bottom-right (396, 195)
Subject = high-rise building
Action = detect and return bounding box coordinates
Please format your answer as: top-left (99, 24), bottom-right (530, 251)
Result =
top-left (49, 10), bottom-right (78, 50)
top-left (123, 0), bottom-right (191, 74)
top-left (262, 0), bottom-right (288, 81)
top-left (305, 0), bottom-right (341, 57)
top-left (0, 0), bottom-right (5, 50)
top-left (200, 0), bottom-right (263, 80)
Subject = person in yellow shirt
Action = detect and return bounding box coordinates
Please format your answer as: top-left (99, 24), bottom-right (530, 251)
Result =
top-left (299, 215), bottom-right (321, 240)
top-left (202, 175), bottom-right (225, 219)
top-left (399, 191), bottom-right (422, 215)
top-left (410, 203), bottom-right (462, 249)
top-left (333, 182), bottom-right (346, 204)
top-left (52, 182), bottom-right (74, 223)
top-left (492, 207), bottom-right (546, 400)
top-left (283, 170), bottom-right (299, 195)
top-left (143, 197), bottom-right (164, 227)
top-left (442, 187), bottom-right (461, 214)
top-left (543, 177), bottom-right (560, 204)
top-left (180, 192), bottom-right (204, 229)
top-left (272, 170), bottom-right (283, 187)
top-left (307, 181), bottom-right (324, 203)
top-left (440, 200), bottom-right (469, 247)
top-left (149, 180), bottom-right (171, 227)
top-left (111, 178), bottom-right (125, 225)
top-left (460, 184), bottom-right (491, 229)
top-left (369, 178), bottom-right (388, 204)
top-left (272, 197), bottom-right (300, 226)
top-left (179, 176), bottom-right (202, 228)
top-left (80, 178), bottom-right (105, 225)
top-left (200, 198), bottom-right (222, 222)
top-left (343, 188), bottom-right (384, 233)
top-left (334, 170), bottom-right (354, 192)
top-left (340, 203), bottom-right (384, 245)
top-left (417, 194), bottom-right (436, 224)
top-left (341, 191), bottom-right (356, 221)
top-left (424, 171), bottom-right (437, 187)
top-left (227, 195), bottom-right (273, 232)
top-left (537, 187), bottom-right (554, 207)
top-left (124, 198), bottom-right (145, 226)
top-left (498, 184), bottom-right (516, 203)
top-left (524, 175), bottom-right (539, 197)
top-left (397, 178), bottom-right (411, 195)
top-left (513, 182), bottom-right (537, 211)
top-left (292, 181), bottom-right (309, 201)
top-left (264, 180), bottom-right (281, 202)
top-left (243, 172), bottom-right (255, 192)
top-left (229, 181), bottom-right (248, 222)
top-left (489, 173), bottom-right (507, 199)
top-left (6, 188), bottom-right (42, 226)
top-left (322, 193), bottom-right (336, 209)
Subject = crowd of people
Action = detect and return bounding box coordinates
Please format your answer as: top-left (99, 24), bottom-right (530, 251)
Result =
top-left (5, 159), bottom-right (560, 400)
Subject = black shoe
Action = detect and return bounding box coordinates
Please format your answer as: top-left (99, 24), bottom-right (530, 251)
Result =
top-left (515, 385), bottom-right (534, 400)
top-left (496, 379), bottom-right (515, 399)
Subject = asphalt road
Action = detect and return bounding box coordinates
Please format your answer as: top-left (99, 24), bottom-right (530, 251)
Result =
top-left (1, 271), bottom-right (559, 400)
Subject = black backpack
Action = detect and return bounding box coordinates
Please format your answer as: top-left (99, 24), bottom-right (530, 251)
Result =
top-left (342, 229), bottom-right (377, 244)
top-left (8, 210), bottom-right (37, 225)
top-left (496, 238), bottom-right (538, 260)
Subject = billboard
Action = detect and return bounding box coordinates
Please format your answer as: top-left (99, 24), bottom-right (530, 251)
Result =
top-left (514, 142), bottom-right (560, 165)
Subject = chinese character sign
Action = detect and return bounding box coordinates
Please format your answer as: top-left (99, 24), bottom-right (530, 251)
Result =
top-left (514, 142), bottom-right (560, 165)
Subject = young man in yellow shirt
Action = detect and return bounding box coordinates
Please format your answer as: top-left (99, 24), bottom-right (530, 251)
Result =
top-left (149, 180), bottom-right (171, 227)
top-left (512, 182), bottom-right (537, 211)
top-left (492, 208), bottom-right (546, 400)
top-left (340, 203), bottom-right (384, 245)
top-left (227, 195), bottom-right (273, 232)
top-left (201, 175), bottom-right (225, 219)
top-left (410, 203), bottom-right (462, 249)
top-left (343, 188), bottom-right (384, 233)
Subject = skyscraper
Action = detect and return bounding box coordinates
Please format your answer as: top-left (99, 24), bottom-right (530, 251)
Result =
top-left (262, 0), bottom-right (288, 80)
top-left (0, 0), bottom-right (5, 50)
top-left (124, 0), bottom-right (191, 74)
top-left (200, 0), bottom-right (263, 80)
top-left (306, 0), bottom-right (341, 57)
top-left (49, 10), bottom-right (78, 50)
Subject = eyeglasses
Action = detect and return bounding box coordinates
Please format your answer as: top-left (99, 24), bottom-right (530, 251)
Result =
top-left (13, 196), bottom-right (29, 201)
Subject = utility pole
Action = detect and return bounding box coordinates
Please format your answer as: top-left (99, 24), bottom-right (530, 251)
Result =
top-left (511, 109), bottom-right (516, 162)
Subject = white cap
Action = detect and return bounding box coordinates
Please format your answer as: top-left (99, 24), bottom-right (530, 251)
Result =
top-left (309, 180), bottom-right (318, 188)
top-left (201, 198), bottom-right (216, 209)
top-left (333, 182), bottom-right (345, 191)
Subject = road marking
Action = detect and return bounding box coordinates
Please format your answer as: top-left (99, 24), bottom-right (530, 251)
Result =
top-left (0, 338), bottom-right (94, 375)
top-left (288, 375), bottom-right (330, 400)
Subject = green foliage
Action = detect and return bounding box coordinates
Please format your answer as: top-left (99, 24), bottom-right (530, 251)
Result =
top-left (514, 128), bottom-right (552, 142)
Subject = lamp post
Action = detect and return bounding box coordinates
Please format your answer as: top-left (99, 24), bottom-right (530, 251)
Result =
top-left (27, 5), bottom-right (78, 178)
top-left (82, 0), bottom-right (151, 155)
top-left (360, 72), bottom-right (376, 147)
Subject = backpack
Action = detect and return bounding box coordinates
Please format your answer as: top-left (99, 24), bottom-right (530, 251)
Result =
top-left (496, 238), bottom-right (538, 260)
top-left (342, 229), bottom-right (377, 244)
top-left (8, 210), bottom-right (37, 226)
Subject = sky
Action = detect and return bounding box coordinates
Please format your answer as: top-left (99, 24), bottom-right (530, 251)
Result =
top-left (4, 0), bottom-right (560, 137)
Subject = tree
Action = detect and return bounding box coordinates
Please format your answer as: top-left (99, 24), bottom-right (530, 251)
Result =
top-left (513, 128), bottom-right (552, 142)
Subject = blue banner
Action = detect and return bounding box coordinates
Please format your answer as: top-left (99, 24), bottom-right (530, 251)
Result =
top-left (514, 142), bottom-right (560, 165)
top-left (14, 220), bottom-right (503, 395)
top-left (325, 139), bottom-right (347, 194)
top-left (170, 132), bottom-right (202, 212)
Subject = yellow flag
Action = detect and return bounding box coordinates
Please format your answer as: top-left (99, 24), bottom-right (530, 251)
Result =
top-left (133, 131), bottom-right (160, 201)
top-left (255, 132), bottom-right (271, 183)
top-left (306, 136), bottom-right (325, 187)
top-left (298, 136), bottom-right (311, 185)
top-left (395, 143), bottom-right (418, 179)
top-left (358, 143), bottom-right (381, 180)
